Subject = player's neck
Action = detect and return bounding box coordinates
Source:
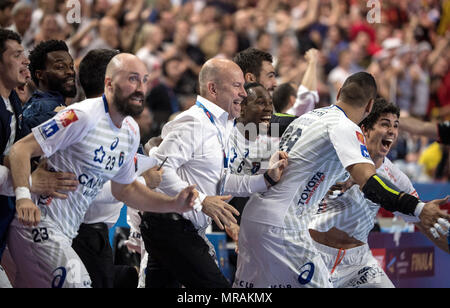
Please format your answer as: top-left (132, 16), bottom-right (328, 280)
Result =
top-left (335, 101), bottom-right (366, 125)
top-left (0, 79), bottom-right (13, 98)
top-left (371, 155), bottom-right (383, 169)
top-left (106, 97), bottom-right (125, 128)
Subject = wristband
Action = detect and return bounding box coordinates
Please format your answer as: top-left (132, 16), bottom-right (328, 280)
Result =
top-left (414, 201), bottom-right (425, 218)
top-left (264, 171), bottom-right (278, 186)
top-left (15, 186), bottom-right (32, 201)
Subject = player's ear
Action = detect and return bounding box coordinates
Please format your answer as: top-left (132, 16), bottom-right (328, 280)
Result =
top-left (336, 88), bottom-right (341, 101)
top-left (245, 72), bottom-right (257, 83)
top-left (366, 98), bottom-right (374, 114)
top-left (104, 76), bottom-right (113, 92)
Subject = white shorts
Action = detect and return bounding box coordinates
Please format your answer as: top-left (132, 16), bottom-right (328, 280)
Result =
top-left (7, 218), bottom-right (91, 288)
top-left (233, 218), bottom-right (332, 288)
top-left (313, 241), bottom-right (394, 288)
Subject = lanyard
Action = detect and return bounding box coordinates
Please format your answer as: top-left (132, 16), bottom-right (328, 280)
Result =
top-left (196, 101), bottom-right (229, 169)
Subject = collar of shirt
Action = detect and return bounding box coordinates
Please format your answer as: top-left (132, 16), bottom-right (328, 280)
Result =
top-left (196, 95), bottom-right (230, 129)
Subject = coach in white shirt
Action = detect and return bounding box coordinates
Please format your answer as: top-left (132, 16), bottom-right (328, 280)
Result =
top-left (140, 58), bottom-right (288, 288)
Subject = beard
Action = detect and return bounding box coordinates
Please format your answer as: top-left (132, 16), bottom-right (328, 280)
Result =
top-left (47, 77), bottom-right (77, 98)
top-left (112, 85), bottom-right (145, 118)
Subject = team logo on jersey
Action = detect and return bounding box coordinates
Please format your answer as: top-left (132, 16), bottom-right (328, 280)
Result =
top-left (356, 131), bottom-right (366, 145)
top-left (39, 119), bottom-right (60, 139)
top-left (360, 145), bottom-right (370, 158)
top-left (251, 162), bottom-right (261, 174)
top-left (94, 146), bottom-right (106, 163)
top-left (297, 172), bottom-right (325, 206)
top-left (59, 109), bottom-right (78, 127)
top-left (119, 151), bottom-right (126, 168)
top-left (110, 137), bottom-right (119, 150)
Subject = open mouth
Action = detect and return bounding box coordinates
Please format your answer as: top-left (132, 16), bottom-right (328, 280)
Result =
top-left (233, 99), bottom-right (242, 105)
top-left (381, 138), bottom-right (393, 151)
top-left (260, 115), bottom-right (272, 123)
top-left (129, 94), bottom-right (144, 104)
top-left (65, 78), bottom-right (75, 86)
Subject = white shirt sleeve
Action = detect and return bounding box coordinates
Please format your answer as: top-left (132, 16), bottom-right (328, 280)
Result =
top-left (155, 115), bottom-right (206, 209)
top-left (32, 108), bottom-right (94, 158)
top-left (0, 165), bottom-right (14, 196)
top-left (92, 180), bottom-right (119, 204)
top-left (286, 85), bottom-right (319, 117)
top-left (222, 173), bottom-right (267, 197)
top-left (329, 117), bottom-right (374, 169)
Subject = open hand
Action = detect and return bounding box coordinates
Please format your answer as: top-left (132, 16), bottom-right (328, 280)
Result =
top-left (202, 195), bottom-right (240, 230)
top-left (31, 159), bottom-right (78, 199)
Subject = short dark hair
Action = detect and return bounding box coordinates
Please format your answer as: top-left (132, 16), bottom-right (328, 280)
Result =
top-left (28, 40), bottom-right (70, 86)
top-left (359, 97), bottom-right (400, 130)
top-left (339, 72), bottom-right (377, 107)
top-left (79, 48), bottom-right (119, 98)
top-left (162, 56), bottom-right (182, 77)
top-left (233, 47), bottom-right (273, 79)
top-left (272, 83), bottom-right (296, 113)
top-left (242, 82), bottom-right (265, 105)
top-left (0, 28), bottom-right (21, 61)
top-left (0, 0), bottom-right (14, 11)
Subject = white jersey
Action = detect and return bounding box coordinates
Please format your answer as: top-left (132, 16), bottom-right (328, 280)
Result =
top-left (241, 105), bottom-right (374, 230)
top-left (24, 96), bottom-right (139, 239)
top-left (228, 127), bottom-right (279, 175)
top-left (309, 157), bottom-right (419, 243)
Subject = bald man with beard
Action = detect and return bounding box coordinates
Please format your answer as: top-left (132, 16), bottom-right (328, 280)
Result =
top-left (7, 53), bottom-right (198, 288)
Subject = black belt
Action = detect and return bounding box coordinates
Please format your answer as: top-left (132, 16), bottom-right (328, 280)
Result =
top-left (81, 222), bottom-right (108, 231)
top-left (143, 212), bottom-right (185, 221)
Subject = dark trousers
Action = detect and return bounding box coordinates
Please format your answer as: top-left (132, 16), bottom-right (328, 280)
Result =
top-left (72, 223), bottom-right (114, 288)
top-left (140, 213), bottom-right (231, 288)
top-left (0, 196), bottom-right (15, 260)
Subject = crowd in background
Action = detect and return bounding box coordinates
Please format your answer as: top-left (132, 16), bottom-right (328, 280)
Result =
top-left (0, 0), bottom-right (449, 182)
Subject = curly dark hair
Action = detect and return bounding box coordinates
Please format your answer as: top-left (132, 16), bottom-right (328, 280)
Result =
top-left (233, 47), bottom-right (273, 80)
top-left (28, 40), bottom-right (69, 86)
top-left (0, 28), bottom-right (21, 61)
top-left (359, 97), bottom-right (400, 130)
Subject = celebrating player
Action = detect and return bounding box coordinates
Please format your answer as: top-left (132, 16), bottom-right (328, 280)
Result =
top-left (7, 53), bottom-right (198, 288)
top-left (234, 72), bottom-right (450, 288)
top-left (309, 98), bottom-right (449, 288)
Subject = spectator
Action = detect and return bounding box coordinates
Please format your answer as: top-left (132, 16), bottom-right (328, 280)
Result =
top-left (215, 30), bottom-right (238, 60)
top-left (146, 56), bottom-right (185, 136)
top-left (8, 1), bottom-right (33, 51)
top-left (0, 0), bottom-right (14, 28)
top-left (272, 82), bottom-right (297, 114)
top-left (0, 29), bottom-right (30, 265)
top-left (23, 40), bottom-right (77, 130)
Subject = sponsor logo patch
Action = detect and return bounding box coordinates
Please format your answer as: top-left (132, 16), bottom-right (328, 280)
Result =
top-left (356, 131), bottom-right (366, 144)
top-left (39, 119), bottom-right (59, 139)
top-left (59, 109), bottom-right (78, 127)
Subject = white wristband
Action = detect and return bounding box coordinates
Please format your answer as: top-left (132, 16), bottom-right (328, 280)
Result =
top-left (414, 201), bottom-right (425, 217)
top-left (15, 186), bottom-right (32, 201)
